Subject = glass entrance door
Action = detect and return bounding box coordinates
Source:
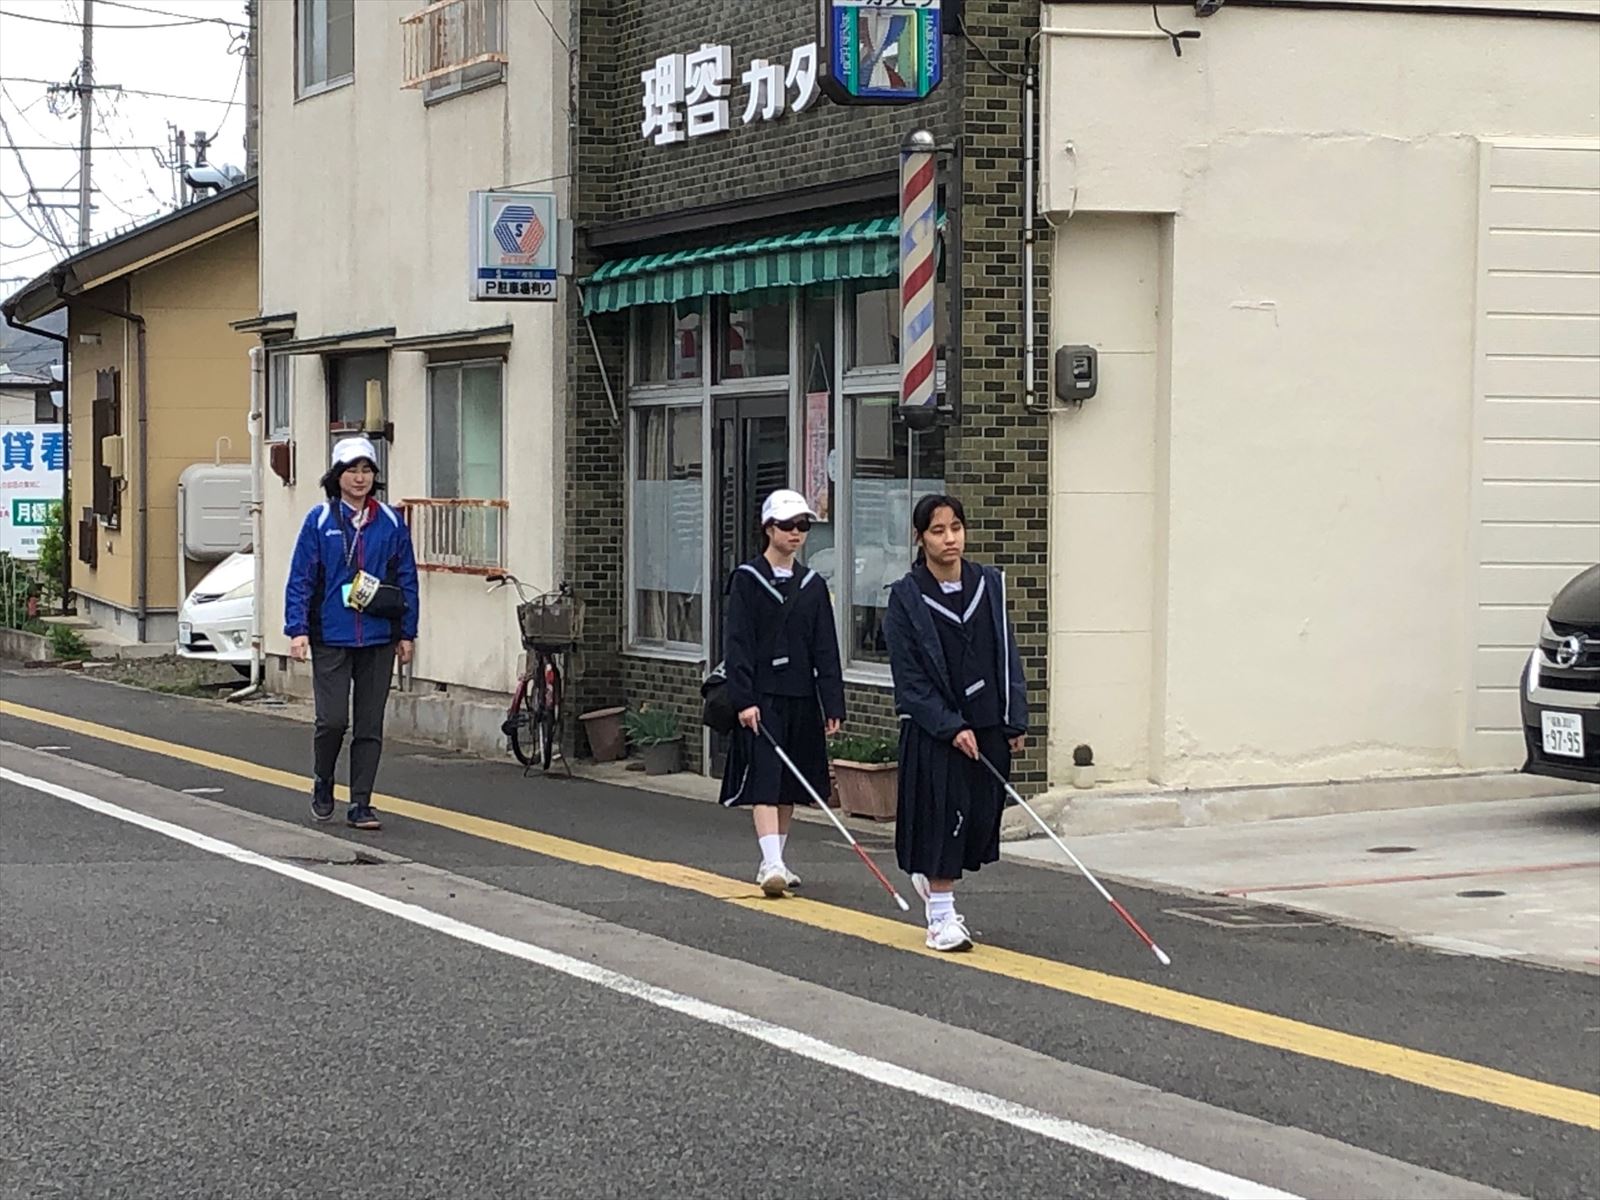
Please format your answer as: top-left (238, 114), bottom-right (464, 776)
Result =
top-left (709, 394), bottom-right (789, 776)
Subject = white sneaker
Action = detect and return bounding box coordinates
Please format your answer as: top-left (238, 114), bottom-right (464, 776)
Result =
top-left (756, 862), bottom-right (789, 898)
top-left (784, 867), bottom-right (802, 889)
top-left (910, 872), bottom-right (933, 921)
top-left (926, 913), bottom-right (973, 952)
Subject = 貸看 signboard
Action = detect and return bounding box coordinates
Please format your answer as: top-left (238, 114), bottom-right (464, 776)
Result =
top-left (0, 423), bottom-right (65, 560)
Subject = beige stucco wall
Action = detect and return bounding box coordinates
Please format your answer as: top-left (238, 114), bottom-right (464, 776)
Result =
top-left (257, 0), bottom-right (569, 696)
top-left (1041, 2), bottom-right (1600, 789)
top-left (66, 306), bottom-right (134, 613)
top-left (135, 226), bottom-right (259, 612)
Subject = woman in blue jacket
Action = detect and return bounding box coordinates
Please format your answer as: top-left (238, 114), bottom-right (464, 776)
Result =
top-left (883, 494), bottom-right (1028, 951)
top-left (719, 489), bottom-right (846, 896)
top-left (283, 437), bottom-right (419, 830)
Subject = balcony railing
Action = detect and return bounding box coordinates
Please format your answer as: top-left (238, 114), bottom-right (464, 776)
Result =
top-left (400, 0), bottom-right (507, 90)
top-left (401, 498), bottom-right (507, 574)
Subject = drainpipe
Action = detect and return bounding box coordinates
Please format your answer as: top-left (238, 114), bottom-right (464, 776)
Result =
top-left (1, 308), bottom-right (71, 607)
top-left (67, 287), bottom-right (150, 641)
top-left (228, 346), bottom-right (267, 702)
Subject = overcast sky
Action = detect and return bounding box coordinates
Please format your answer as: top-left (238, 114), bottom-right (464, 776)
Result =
top-left (1, 0), bottom-right (248, 294)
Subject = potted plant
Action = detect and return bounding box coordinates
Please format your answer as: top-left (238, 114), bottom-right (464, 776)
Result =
top-left (830, 732), bottom-right (898, 821)
top-left (625, 705), bottom-right (683, 775)
top-left (1072, 743), bottom-right (1097, 789)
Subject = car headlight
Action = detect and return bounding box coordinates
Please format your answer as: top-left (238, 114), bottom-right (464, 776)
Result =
top-left (220, 580), bottom-right (253, 602)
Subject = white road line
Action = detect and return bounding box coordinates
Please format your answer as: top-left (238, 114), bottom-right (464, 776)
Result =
top-left (2, 766), bottom-right (1300, 1200)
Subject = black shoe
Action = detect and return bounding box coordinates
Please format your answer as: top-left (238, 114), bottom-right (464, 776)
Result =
top-left (346, 804), bottom-right (382, 831)
top-left (310, 777), bottom-right (335, 823)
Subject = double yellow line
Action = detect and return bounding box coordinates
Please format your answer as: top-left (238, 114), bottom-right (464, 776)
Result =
top-left (4, 697), bottom-right (1597, 1131)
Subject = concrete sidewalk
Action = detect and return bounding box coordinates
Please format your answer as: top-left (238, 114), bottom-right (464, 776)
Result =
top-left (1003, 794), bottom-right (1600, 972)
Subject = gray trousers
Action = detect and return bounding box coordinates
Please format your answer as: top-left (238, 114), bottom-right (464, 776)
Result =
top-left (311, 642), bottom-right (397, 804)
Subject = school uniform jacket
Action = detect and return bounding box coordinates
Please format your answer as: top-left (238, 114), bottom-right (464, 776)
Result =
top-left (722, 558), bottom-right (846, 721)
top-left (882, 562), bottom-right (1028, 741)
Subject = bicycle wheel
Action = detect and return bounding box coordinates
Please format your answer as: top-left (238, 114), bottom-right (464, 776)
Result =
top-left (508, 678), bottom-right (540, 767)
top-left (537, 660), bottom-right (560, 771)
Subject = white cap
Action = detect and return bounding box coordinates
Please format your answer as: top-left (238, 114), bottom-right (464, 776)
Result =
top-left (330, 436), bottom-right (379, 469)
top-left (761, 488), bottom-right (819, 525)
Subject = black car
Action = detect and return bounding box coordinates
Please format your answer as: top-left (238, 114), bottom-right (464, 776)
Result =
top-left (1521, 564), bottom-right (1600, 786)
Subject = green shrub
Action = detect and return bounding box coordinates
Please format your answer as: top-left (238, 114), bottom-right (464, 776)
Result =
top-left (623, 705), bottom-right (680, 747)
top-left (35, 503), bottom-right (64, 605)
top-left (829, 732), bottom-right (897, 764)
top-left (47, 623), bottom-right (90, 660)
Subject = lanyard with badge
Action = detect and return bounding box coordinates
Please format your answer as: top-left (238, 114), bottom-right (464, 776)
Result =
top-left (337, 504), bottom-right (378, 610)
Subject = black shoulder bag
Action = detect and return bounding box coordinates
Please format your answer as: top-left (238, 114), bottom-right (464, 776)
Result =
top-left (701, 568), bottom-right (800, 734)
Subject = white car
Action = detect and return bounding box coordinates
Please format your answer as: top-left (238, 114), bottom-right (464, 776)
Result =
top-left (177, 551), bottom-right (254, 670)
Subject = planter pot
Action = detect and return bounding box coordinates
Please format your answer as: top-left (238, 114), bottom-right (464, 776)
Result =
top-left (639, 737), bottom-right (683, 776)
top-left (1072, 764), bottom-right (1097, 789)
top-left (833, 759), bottom-right (898, 821)
top-left (580, 706), bottom-right (627, 762)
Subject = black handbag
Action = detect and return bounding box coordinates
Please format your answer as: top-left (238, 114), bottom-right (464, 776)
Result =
top-left (700, 661), bottom-right (737, 734)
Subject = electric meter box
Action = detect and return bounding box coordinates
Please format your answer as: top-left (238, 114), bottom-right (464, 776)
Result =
top-left (178, 463), bottom-right (250, 561)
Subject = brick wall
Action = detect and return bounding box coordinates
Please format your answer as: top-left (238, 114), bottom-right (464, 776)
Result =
top-left (567, 0), bottom-right (1049, 785)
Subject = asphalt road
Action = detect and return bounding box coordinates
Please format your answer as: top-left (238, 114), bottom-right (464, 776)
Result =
top-left (2, 665), bottom-right (1597, 1199)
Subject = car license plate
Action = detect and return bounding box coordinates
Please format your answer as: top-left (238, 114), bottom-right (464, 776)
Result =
top-left (178, 622), bottom-right (192, 646)
top-left (1541, 711), bottom-right (1584, 759)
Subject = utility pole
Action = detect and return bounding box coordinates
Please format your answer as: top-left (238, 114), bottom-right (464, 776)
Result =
top-left (244, 0), bottom-right (259, 177)
top-left (75, 0), bottom-right (95, 249)
top-left (175, 129), bottom-right (188, 206)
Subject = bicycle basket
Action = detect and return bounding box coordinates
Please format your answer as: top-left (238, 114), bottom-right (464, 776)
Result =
top-left (518, 594), bottom-right (583, 648)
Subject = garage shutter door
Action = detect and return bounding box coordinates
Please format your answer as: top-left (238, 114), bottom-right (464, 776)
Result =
top-left (1469, 140), bottom-right (1600, 766)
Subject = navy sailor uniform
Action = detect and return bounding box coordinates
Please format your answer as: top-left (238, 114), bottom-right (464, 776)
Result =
top-left (883, 559), bottom-right (1029, 879)
top-left (718, 557), bottom-right (846, 808)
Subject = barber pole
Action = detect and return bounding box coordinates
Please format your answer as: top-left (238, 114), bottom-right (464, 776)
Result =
top-left (899, 129), bottom-right (939, 431)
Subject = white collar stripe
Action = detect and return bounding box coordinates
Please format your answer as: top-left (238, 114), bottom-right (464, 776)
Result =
top-left (963, 575), bottom-right (987, 622)
top-left (922, 594), bottom-right (964, 625)
top-left (738, 563), bottom-right (785, 603)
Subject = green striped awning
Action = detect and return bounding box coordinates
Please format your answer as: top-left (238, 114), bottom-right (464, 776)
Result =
top-left (581, 216), bottom-right (902, 316)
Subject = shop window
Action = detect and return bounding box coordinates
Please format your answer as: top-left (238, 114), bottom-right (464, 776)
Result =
top-left (297, 0), bottom-right (355, 97)
top-left (634, 302), bottom-right (703, 385)
top-left (327, 352), bottom-right (388, 433)
top-left (631, 404), bottom-right (704, 648)
top-left (848, 280), bottom-right (950, 371)
top-left (718, 296), bottom-right (789, 380)
top-left (268, 352), bottom-right (294, 440)
top-left (848, 395), bottom-right (946, 665)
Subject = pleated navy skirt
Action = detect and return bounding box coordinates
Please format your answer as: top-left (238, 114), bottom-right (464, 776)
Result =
top-left (719, 693), bottom-right (831, 808)
top-left (894, 723), bottom-right (1012, 880)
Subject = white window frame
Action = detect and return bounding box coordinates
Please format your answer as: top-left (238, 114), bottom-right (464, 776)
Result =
top-left (619, 279), bottom-right (944, 680)
top-left (297, 0), bottom-right (355, 100)
top-left (267, 351), bottom-right (294, 441)
top-left (626, 393), bottom-right (706, 657)
top-left (421, 0), bottom-right (507, 104)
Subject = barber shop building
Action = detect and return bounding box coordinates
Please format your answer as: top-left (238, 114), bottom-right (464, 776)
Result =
top-left (564, 0), bottom-right (1054, 783)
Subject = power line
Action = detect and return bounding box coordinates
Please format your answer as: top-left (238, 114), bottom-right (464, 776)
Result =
top-left (0, 109), bottom-right (70, 247)
top-left (1, 144), bottom-right (164, 150)
top-left (0, 5), bottom-right (219, 29)
top-left (95, 0), bottom-right (244, 27)
top-left (1, 76), bottom-right (239, 107)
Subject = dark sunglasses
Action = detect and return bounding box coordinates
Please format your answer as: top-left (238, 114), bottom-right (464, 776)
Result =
top-left (772, 518), bottom-right (812, 533)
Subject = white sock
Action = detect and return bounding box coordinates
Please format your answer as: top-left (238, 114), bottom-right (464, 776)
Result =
top-left (758, 834), bottom-right (783, 868)
top-left (927, 891), bottom-right (956, 925)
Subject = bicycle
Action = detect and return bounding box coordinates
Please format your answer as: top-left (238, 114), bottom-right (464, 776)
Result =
top-left (487, 573), bottom-right (583, 774)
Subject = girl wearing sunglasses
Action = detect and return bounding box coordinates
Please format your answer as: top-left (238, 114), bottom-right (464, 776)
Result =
top-left (718, 489), bottom-right (846, 896)
top-left (882, 494), bottom-right (1029, 951)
